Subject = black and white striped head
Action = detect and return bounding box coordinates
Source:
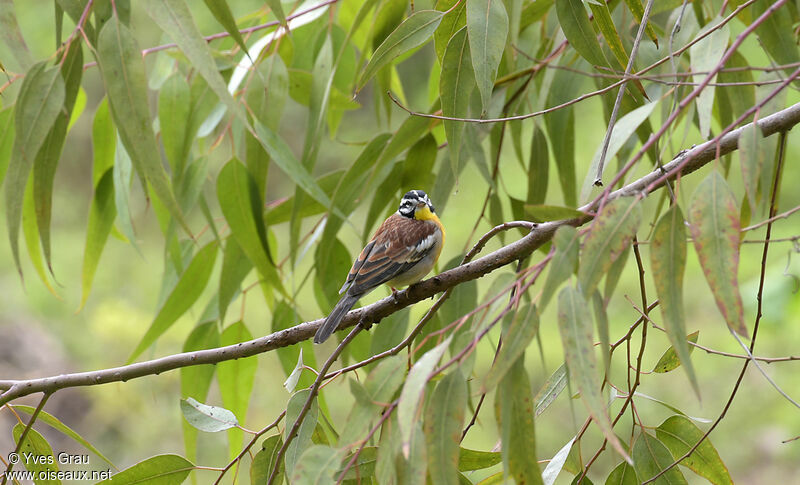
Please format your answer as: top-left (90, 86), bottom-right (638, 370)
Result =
top-left (398, 190), bottom-right (436, 219)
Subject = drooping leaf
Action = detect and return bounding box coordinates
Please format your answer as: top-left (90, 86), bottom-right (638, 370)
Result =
top-left (79, 169), bottom-right (116, 311)
top-left (482, 304), bottom-right (539, 392)
top-left (96, 16), bottom-right (189, 234)
top-left (587, 1), bottom-right (628, 70)
top-left (5, 61), bottom-right (65, 277)
top-left (128, 241), bottom-right (219, 363)
top-left (251, 435), bottom-right (284, 485)
top-left (284, 389), bottom-right (320, 476)
top-left (738, 123), bottom-right (768, 211)
top-left (12, 405), bottom-right (115, 467)
top-left (690, 20), bottom-right (730, 138)
top-left (440, 27), bottom-right (475, 179)
top-left (578, 196), bottom-right (642, 297)
top-left (539, 225), bottom-right (579, 311)
top-left (688, 171), bottom-right (746, 336)
top-left (556, 0), bottom-right (609, 67)
top-left (34, 39), bottom-right (83, 271)
top-left (458, 448), bottom-right (502, 472)
top-left (656, 415), bottom-right (733, 485)
top-left (558, 287), bottom-right (629, 461)
top-left (544, 64), bottom-right (582, 206)
top-left (397, 336), bottom-right (452, 458)
top-left (0, 0), bottom-right (34, 68)
top-left (158, 72), bottom-right (191, 179)
top-left (95, 454), bottom-right (194, 485)
top-left (466, 0), bottom-right (508, 115)
top-left (434, 0), bottom-right (467, 62)
top-left (525, 204), bottom-right (585, 222)
top-left (291, 445), bottom-right (342, 484)
top-left (752, 0), bottom-right (800, 76)
top-left (201, 0), bottom-right (248, 52)
top-left (621, 0), bottom-right (658, 47)
top-left (542, 437), bottom-right (575, 485)
top-left (216, 159), bottom-right (276, 286)
top-left (632, 432), bottom-right (688, 485)
top-left (218, 321), bottom-right (257, 459)
top-left (357, 9), bottom-right (445, 91)
top-left (495, 358), bottom-right (544, 485)
top-left (218, 237), bottom-right (253, 322)
top-left (12, 424), bottom-right (59, 479)
top-left (650, 205), bottom-right (699, 396)
top-left (425, 369), bottom-right (467, 485)
top-left (180, 321), bottom-right (220, 462)
top-left (534, 364), bottom-right (567, 417)
top-left (180, 397), bottom-right (239, 433)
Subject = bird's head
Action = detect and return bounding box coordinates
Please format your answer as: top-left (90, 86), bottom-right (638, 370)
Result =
top-left (398, 190), bottom-right (437, 221)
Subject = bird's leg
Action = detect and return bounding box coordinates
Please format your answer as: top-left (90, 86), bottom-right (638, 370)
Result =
top-left (391, 287), bottom-right (401, 304)
top-left (358, 315), bottom-right (373, 332)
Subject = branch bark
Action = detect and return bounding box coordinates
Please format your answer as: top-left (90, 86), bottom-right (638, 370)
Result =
top-left (1, 101), bottom-right (800, 406)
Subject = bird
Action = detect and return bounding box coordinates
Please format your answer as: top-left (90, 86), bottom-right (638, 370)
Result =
top-left (314, 190), bottom-right (445, 344)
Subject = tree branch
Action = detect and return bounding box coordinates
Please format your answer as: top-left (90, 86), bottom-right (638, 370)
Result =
top-left (2, 101), bottom-right (800, 407)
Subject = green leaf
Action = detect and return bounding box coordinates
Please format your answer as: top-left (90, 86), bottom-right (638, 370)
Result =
top-left (284, 389), bottom-right (320, 476)
top-left (578, 196), bottom-right (642, 297)
top-left (558, 287), bottom-right (629, 462)
top-left (95, 454), bottom-right (194, 485)
top-left (482, 304), bottom-right (539, 392)
top-left (265, 0), bottom-right (287, 26)
top-left (291, 445), bottom-right (342, 484)
top-left (112, 135), bottom-right (138, 249)
top-left (0, 107), bottom-right (15, 186)
top-left (128, 241), bottom-right (219, 363)
top-left (690, 20), bottom-right (729, 138)
top-left (527, 125), bottom-right (549, 205)
top-left (251, 435), bottom-right (284, 485)
top-left (398, 336), bottom-right (452, 458)
top-left (525, 204), bottom-right (585, 222)
top-left (540, 226), bottom-right (579, 310)
top-left (556, 0), bottom-right (609, 67)
top-left (339, 355), bottom-right (405, 447)
top-left (434, 0), bottom-right (466, 62)
top-left (652, 331), bottom-right (699, 373)
top-left (202, 0), bottom-right (248, 52)
top-left (688, 171), bottom-right (746, 337)
top-left (180, 397), bottom-right (238, 432)
top-left (91, 98), bottom-right (116, 185)
top-left (738, 123), bottom-right (767, 211)
top-left (12, 405), bottom-right (115, 468)
top-left (544, 65), bottom-right (581, 206)
top-left (605, 461), bottom-right (638, 485)
top-left (466, 0), bottom-right (508, 115)
top-left (218, 237), bottom-right (253, 322)
top-left (587, 1), bottom-right (628, 70)
top-left (592, 291), bottom-right (611, 376)
top-left (218, 321), bottom-right (257, 459)
top-left (12, 424), bottom-right (59, 480)
top-left (534, 364), bottom-right (567, 417)
top-left (633, 391), bottom-right (711, 424)
top-left (542, 437), bottom-right (574, 485)
top-left (158, 73), bottom-right (191, 178)
top-left (425, 369), bottom-right (467, 485)
top-left (632, 432), bottom-right (688, 485)
top-left (79, 169), bottom-right (116, 311)
top-left (458, 448), bottom-right (501, 471)
top-left (216, 159), bottom-right (275, 284)
top-left (656, 415), bottom-right (733, 485)
top-left (254, 121), bottom-right (336, 213)
top-left (622, 0), bottom-right (658, 47)
top-left (752, 0), bottom-right (800, 76)
top-left (96, 16), bottom-right (189, 234)
top-left (34, 39), bottom-right (83, 271)
top-left (650, 205), bottom-right (699, 395)
top-left (358, 9), bottom-right (445, 91)
top-left (495, 358), bottom-right (544, 485)
top-left (5, 61), bottom-right (65, 278)
top-left (440, 26), bottom-right (475, 178)
top-left (22, 178), bottom-right (58, 297)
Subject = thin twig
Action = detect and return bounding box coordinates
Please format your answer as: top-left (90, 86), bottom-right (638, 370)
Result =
top-left (1, 394), bottom-right (51, 485)
top-left (213, 411), bottom-right (286, 485)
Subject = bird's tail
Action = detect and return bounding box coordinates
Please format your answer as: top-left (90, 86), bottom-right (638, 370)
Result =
top-left (314, 293), bottom-right (360, 344)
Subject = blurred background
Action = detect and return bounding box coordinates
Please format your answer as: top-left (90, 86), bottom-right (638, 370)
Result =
top-left (0, 1), bottom-right (799, 483)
